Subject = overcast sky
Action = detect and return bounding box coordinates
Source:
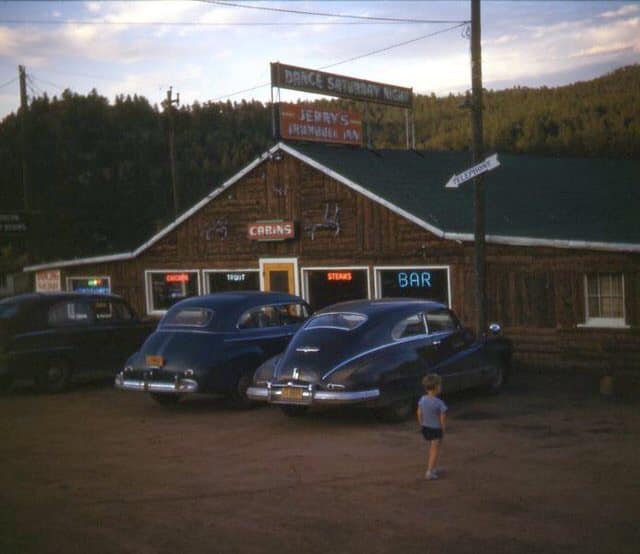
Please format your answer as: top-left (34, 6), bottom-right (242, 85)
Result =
top-left (0, 1), bottom-right (638, 118)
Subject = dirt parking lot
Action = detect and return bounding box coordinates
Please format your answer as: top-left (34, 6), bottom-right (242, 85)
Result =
top-left (1, 371), bottom-right (639, 554)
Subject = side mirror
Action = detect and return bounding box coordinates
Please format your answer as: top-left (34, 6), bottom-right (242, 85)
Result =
top-left (488, 323), bottom-right (501, 336)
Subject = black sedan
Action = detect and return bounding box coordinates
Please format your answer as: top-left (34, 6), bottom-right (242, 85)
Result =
top-left (247, 299), bottom-right (512, 420)
top-left (0, 293), bottom-right (155, 393)
top-left (115, 291), bottom-right (311, 407)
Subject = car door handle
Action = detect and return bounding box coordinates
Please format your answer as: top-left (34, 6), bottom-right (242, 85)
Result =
top-left (432, 340), bottom-right (442, 345)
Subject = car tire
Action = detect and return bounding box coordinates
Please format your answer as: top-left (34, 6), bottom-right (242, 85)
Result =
top-left (228, 371), bottom-right (256, 410)
top-left (375, 396), bottom-right (415, 423)
top-left (150, 393), bottom-right (181, 406)
top-left (280, 405), bottom-right (309, 418)
top-left (37, 357), bottom-right (72, 393)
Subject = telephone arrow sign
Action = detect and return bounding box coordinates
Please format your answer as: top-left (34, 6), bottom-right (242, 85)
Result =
top-left (445, 154), bottom-right (500, 189)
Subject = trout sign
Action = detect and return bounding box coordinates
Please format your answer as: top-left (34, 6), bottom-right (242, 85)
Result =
top-left (445, 154), bottom-right (500, 189)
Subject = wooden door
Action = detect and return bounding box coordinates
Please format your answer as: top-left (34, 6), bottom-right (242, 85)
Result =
top-left (263, 262), bottom-right (295, 294)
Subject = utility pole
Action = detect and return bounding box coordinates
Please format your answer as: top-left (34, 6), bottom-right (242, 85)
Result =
top-left (470, 0), bottom-right (487, 336)
top-left (164, 87), bottom-right (180, 218)
top-left (19, 65), bottom-right (28, 212)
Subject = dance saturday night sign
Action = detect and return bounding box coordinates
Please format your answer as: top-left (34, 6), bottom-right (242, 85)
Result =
top-left (271, 62), bottom-right (413, 108)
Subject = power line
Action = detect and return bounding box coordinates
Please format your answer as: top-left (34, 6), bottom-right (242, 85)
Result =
top-left (30, 74), bottom-right (65, 91)
top-left (0, 18), bottom-right (454, 26)
top-left (211, 22), bottom-right (468, 101)
top-left (0, 76), bottom-right (18, 90)
top-left (320, 23), bottom-right (467, 71)
top-left (202, 1), bottom-right (469, 25)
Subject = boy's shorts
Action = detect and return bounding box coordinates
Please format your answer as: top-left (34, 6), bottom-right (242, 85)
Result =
top-left (421, 426), bottom-right (443, 441)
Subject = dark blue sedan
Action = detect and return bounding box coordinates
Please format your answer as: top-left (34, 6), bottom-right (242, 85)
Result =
top-left (248, 299), bottom-right (512, 420)
top-left (115, 291), bottom-right (311, 407)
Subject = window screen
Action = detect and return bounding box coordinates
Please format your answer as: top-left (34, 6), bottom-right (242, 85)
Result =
top-left (586, 273), bottom-right (624, 320)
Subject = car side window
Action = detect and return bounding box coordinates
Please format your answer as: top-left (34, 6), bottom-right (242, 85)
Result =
top-left (276, 303), bottom-right (310, 326)
top-left (113, 302), bottom-right (134, 321)
top-left (92, 300), bottom-right (134, 322)
top-left (426, 309), bottom-right (458, 333)
top-left (93, 300), bottom-right (113, 320)
top-left (238, 306), bottom-right (280, 329)
top-left (392, 313), bottom-right (427, 340)
top-left (48, 301), bottom-right (94, 326)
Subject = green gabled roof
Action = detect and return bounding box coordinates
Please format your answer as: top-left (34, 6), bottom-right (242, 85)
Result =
top-left (285, 142), bottom-right (640, 248)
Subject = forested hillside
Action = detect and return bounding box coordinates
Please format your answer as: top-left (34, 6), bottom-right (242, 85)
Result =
top-left (1, 64), bottom-right (638, 266)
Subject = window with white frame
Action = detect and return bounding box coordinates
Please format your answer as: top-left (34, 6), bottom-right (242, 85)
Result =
top-left (204, 270), bottom-right (260, 294)
top-left (67, 276), bottom-right (111, 295)
top-left (302, 267), bottom-right (369, 311)
top-left (146, 271), bottom-right (200, 314)
top-left (585, 273), bottom-right (626, 326)
top-left (376, 266), bottom-right (450, 306)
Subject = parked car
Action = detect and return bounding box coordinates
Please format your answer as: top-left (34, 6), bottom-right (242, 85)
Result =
top-left (0, 292), bottom-right (156, 393)
top-left (247, 299), bottom-right (512, 420)
top-left (114, 291), bottom-right (312, 407)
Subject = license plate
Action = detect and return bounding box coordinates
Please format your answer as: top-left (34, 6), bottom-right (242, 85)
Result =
top-left (145, 355), bottom-right (164, 367)
top-left (281, 387), bottom-right (304, 401)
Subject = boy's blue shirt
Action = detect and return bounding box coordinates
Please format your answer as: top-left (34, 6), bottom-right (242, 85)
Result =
top-left (418, 395), bottom-right (448, 428)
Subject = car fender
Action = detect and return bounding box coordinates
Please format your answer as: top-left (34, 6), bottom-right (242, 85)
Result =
top-left (208, 350), bottom-right (264, 393)
top-left (324, 342), bottom-right (421, 391)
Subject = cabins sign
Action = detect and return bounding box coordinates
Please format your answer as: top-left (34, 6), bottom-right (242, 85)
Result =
top-left (248, 220), bottom-right (295, 242)
top-left (280, 104), bottom-right (362, 146)
top-left (271, 62), bottom-right (413, 108)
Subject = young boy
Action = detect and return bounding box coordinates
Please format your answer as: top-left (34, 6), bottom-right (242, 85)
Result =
top-left (417, 374), bottom-right (448, 480)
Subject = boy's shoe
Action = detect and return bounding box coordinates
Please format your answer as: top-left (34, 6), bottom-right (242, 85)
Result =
top-left (425, 470), bottom-right (439, 480)
top-left (433, 467), bottom-right (445, 476)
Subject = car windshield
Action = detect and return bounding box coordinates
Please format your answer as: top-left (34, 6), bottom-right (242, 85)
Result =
top-left (162, 307), bottom-right (213, 327)
top-left (0, 301), bottom-right (19, 319)
top-left (304, 312), bottom-right (366, 331)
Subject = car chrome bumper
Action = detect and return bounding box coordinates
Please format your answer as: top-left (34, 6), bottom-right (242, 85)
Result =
top-left (246, 383), bottom-right (380, 405)
top-left (114, 373), bottom-right (198, 394)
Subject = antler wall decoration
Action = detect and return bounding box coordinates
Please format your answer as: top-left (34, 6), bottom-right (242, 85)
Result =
top-left (306, 202), bottom-right (341, 241)
top-left (203, 217), bottom-right (229, 241)
top-left (273, 182), bottom-right (287, 197)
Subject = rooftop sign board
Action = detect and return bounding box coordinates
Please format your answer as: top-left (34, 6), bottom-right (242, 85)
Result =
top-left (36, 270), bottom-right (61, 292)
top-left (0, 212), bottom-right (27, 234)
top-left (280, 104), bottom-right (362, 146)
top-left (271, 62), bottom-right (413, 109)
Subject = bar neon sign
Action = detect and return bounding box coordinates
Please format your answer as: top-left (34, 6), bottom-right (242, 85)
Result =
top-left (327, 272), bottom-right (353, 282)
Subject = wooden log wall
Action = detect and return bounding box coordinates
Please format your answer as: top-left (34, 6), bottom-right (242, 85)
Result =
top-left (53, 151), bottom-right (639, 373)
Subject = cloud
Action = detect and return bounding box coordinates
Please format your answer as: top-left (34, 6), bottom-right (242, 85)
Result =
top-left (486, 34), bottom-right (519, 46)
top-left (600, 4), bottom-right (640, 19)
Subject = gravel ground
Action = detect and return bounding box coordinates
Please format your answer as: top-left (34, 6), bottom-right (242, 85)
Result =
top-left (1, 371), bottom-right (639, 554)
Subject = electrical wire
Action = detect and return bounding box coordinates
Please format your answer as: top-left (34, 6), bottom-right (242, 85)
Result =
top-left (0, 76), bottom-right (18, 90)
top-left (211, 22), bottom-right (467, 101)
top-left (31, 74), bottom-right (65, 91)
top-left (202, 1), bottom-right (469, 25)
top-left (319, 22), bottom-right (467, 71)
top-left (0, 19), bottom-right (456, 26)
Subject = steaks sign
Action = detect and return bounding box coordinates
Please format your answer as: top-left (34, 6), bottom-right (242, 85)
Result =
top-left (248, 221), bottom-right (295, 242)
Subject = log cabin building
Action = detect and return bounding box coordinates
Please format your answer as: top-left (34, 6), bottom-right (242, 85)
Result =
top-left (24, 142), bottom-right (640, 371)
